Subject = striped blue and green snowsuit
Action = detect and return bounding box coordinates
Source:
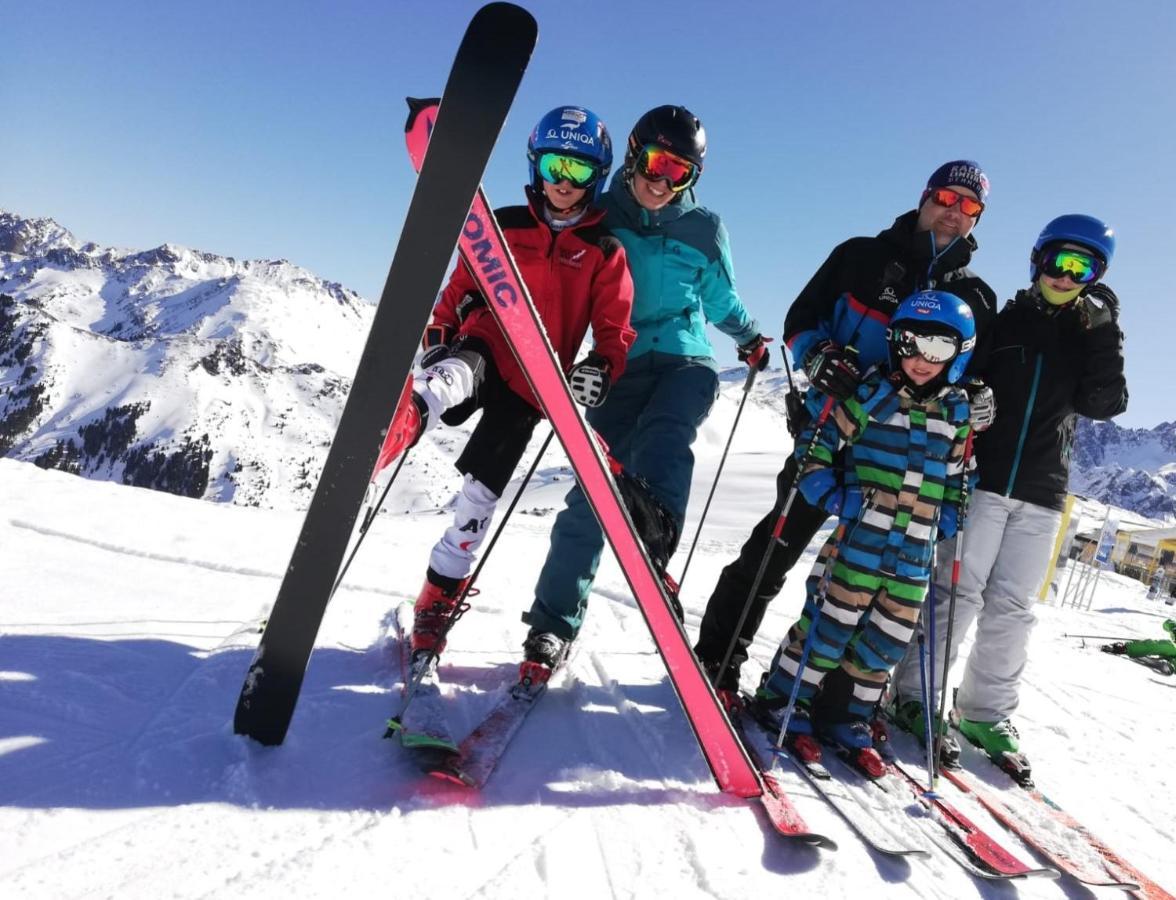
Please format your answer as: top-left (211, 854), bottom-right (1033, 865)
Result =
top-left (763, 370), bottom-right (972, 721)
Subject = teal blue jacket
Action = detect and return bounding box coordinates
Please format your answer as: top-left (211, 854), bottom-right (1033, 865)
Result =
top-left (600, 173), bottom-right (761, 366)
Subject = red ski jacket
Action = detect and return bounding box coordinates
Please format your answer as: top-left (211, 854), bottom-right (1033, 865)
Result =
top-left (429, 194), bottom-right (636, 411)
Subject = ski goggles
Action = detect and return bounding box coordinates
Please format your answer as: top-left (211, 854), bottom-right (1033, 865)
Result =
top-left (890, 328), bottom-right (960, 364)
top-left (633, 144), bottom-right (699, 192)
top-left (1039, 246), bottom-right (1104, 284)
top-left (929, 187), bottom-right (985, 218)
top-left (535, 152), bottom-right (601, 189)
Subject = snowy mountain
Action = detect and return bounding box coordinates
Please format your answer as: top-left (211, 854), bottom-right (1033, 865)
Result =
top-left (4, 209), bottom-right (1174, 524)
top-left (1071, 418), bottom-right (1176, 522)
top-left (0, 210), bottom-right (484, 513)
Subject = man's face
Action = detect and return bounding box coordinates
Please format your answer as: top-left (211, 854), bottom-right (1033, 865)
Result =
top-left (917, 185), bottom-right (981, 250)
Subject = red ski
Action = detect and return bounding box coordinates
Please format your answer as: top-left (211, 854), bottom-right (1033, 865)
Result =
top-left (941, 766), bottom-right (1172, 898)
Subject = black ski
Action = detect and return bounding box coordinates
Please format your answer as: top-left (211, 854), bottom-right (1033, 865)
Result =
top-left (233, 3), bottom-right (537, 745)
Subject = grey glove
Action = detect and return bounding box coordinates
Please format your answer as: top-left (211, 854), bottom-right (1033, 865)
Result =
top-left (1077, 283), bottom-right (1119, 331)
top-left (965, 379), bottom-right (996, 432)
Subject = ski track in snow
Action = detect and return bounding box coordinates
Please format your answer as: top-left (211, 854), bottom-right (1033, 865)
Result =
top-left (3, 446), bottom-right (1176, 899)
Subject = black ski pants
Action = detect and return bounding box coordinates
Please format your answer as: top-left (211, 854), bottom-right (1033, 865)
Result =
top-left (694, 452), bottom-right (831, 690)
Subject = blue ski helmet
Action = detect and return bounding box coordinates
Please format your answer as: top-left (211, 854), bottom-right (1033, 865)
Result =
top-left (1030, 214), bottom-right (1115, 281)
top-left (887, 290), bottom-right (976, 386)
top-left (527, 106), bottom-right (612, 204)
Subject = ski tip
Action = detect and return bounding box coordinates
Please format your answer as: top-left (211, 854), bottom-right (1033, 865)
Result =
top-left (405, 97), bottom-right (440, 131)
top-left (427, 765), bottom-right (476, 788)
top-left (473, 2), bottom-right (538, 32)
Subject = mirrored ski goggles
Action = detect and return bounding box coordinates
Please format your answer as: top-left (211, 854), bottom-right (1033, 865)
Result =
top-left (891, 329), bottom-right (960, 364)
top-left (535, 152), bottom-right (601, 189)
top-left (1040, 247), bottom-right (1103, 284)
top-left (634, 144), bottom-right (698, 192)
top-left (929, 188), bottom-right (985, 218)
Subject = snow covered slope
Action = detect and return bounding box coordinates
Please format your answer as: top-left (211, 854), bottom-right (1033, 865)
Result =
top-left (2, 393), bottom-right (1174, 899)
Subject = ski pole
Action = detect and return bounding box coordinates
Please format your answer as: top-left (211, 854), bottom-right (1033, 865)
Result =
top-left (676, 365), bottom-right (759, 594)
top-left (1064, 632), bottom-right (1139, 640)
top-left (932, 433), bottom-right (974, 781)
top-left (774, 517), bottom-right (850, 751)
top-left (912, 611), bottom-right (931, 785)
top-left (331, 450), bottom-right (411, 599)
top-left (921, 569), bottom-right (939, 789)
top-left (391, 429), bottom-right (554, 727)
top-left (715, 392), bottom-right (836, 688)
top-left (332, 375), bottom-right (419, 598)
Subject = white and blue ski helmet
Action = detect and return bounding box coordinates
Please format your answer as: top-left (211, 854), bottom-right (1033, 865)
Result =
top-left (887, 290), bottom-right (976, 386)
top-left (527, 106), bottom-right (612, 203)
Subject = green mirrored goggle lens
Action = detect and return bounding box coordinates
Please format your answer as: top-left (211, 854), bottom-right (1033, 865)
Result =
top-left (537, 152), bottom-right (599, 189)
top-left (1042, 248), bottom-right (1102, 284)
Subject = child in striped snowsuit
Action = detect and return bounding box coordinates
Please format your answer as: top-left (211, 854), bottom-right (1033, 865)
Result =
top-left (757, 290), bottom-right (975, 766)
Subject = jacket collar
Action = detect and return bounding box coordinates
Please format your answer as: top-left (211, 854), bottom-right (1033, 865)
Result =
top-left (525, 187), bottom-right (607, 232)
top-left (602, 171), bottom-right (696, 231)
top-left (879, 209), bottom-right (979, 279)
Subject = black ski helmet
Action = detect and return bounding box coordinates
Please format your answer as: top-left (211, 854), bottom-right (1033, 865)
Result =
top-left (624, 105), bottom-right (706, 186)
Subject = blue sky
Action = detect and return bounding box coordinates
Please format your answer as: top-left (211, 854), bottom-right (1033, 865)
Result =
top-left (4, 1), bottom-right (1173, 427)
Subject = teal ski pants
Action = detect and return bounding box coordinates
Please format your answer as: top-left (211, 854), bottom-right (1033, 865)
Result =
top-left (525, 353), bottom-right (719, 640)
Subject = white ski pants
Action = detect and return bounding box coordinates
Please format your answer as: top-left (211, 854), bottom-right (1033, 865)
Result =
top-left (429, 473), bottom-right (500, 581)
top-left (892, 489), bottom-right (1063, 722)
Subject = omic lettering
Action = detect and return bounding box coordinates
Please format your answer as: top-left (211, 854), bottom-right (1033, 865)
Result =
top-left (462, 212), bottom-right (516, 308)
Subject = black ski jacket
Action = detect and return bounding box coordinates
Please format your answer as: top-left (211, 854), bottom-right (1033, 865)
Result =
top-left (783, 210), bottom-right (998, 374)
top-left (974, 288), bottom-right (1128, 511)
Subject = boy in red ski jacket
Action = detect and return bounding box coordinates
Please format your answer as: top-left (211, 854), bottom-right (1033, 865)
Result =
top-left (379, 105), bottom-right (635, 670)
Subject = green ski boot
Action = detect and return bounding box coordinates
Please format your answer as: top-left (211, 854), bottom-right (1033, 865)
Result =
top-left (957, 717), bottom-right (1033, 787)
top-left (886, 696), bottom-right (961, 767)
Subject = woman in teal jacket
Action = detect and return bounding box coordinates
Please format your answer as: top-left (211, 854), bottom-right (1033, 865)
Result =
top-left (520, 105), bottom-right (769, 666)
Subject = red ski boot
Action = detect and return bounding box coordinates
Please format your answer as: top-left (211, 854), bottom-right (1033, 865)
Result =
top-left (410, 571), bottom-right (470, 657)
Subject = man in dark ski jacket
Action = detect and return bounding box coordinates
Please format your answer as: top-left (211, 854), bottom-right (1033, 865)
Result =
top-left (695, 160), bottom-right (998, 698)
top-left (890, 214), bottom-right (1128, 775)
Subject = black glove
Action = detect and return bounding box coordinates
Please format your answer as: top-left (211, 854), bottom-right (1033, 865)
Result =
top-left (964, 378), bottom-right (996, 432)
top-left (1077, 283), bottom-right (1119, 331)
top-left (455, 290), bottom-right (486, 323)
top-left (1101, 642), bottom-right (1128, 655)
top-left (737, 334), bottom-right (771, 372)
top-left (784, 388), bottom-right (806, 439)
top-left (803, 339), bottom-right (860, 400)
top-left (419, 323), bottom-right (453, 369)
top-left (569, 352), bottom-right (611, 407)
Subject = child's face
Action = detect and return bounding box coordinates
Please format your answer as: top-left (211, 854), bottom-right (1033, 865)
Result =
top-left (900, 353), bottom-right (946, 386)
top-left (542, 179), bottom-right (588, 214)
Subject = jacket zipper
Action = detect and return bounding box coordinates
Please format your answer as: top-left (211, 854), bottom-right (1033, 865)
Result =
top-left (1005, 353), bottom-right (1043, 496)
